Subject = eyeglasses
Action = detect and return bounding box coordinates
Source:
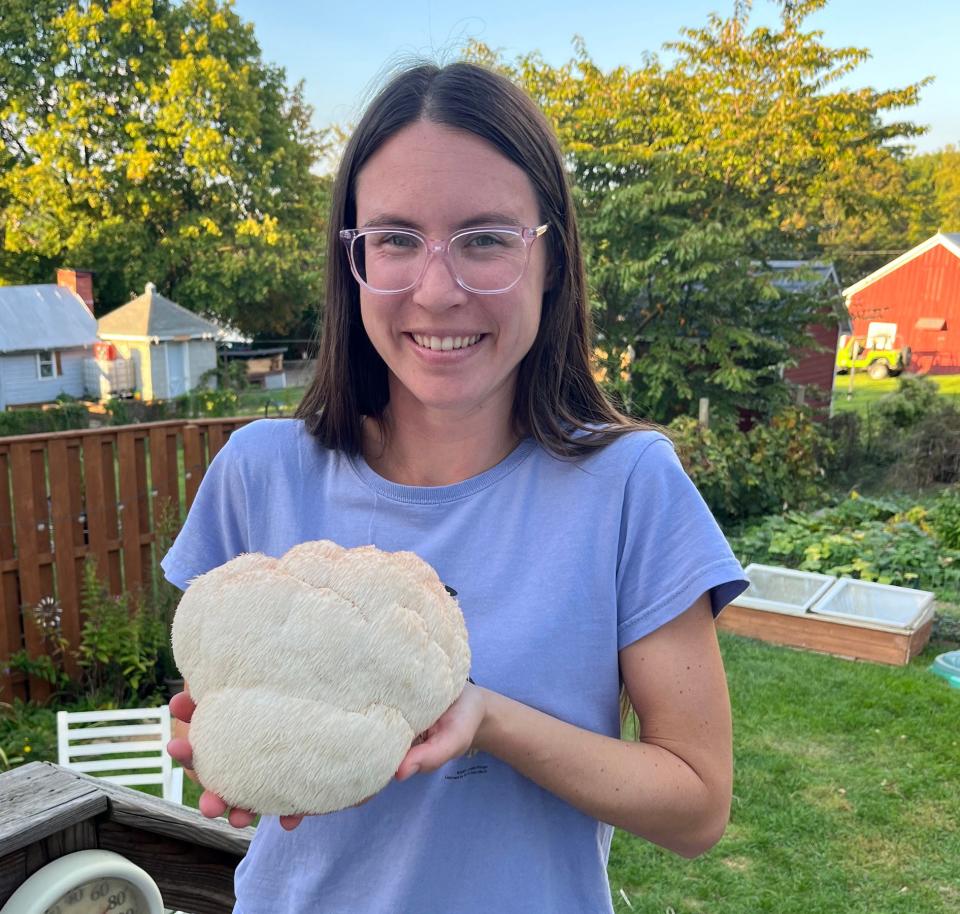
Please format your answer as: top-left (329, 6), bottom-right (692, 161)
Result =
top-left (339, 224), bottom-right (549, 295)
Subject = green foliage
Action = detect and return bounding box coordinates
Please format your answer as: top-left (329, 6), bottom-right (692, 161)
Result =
top-left (873, 375), bottom-right (944, 432)
top-left (199, 359), bottom-right (249, 394)
top-left (469, 3), bottom-right (926, 423)
top-left (905, 145), bottom-right (960, 243)
top-left (729, 493), bottom-right (960, 601)
top-left (931, 489), bottom-right (960, 550)
top-left (105, 386), bottom-right (239, 423)
top-left (0, 401), bottom-right (90, 436)
top-left (76, 558), bottom-right (167, 705)
top-left (669, 406), bottom-right (830, 523)
top-left (0, 700), bottom-right (56, 769)
top-left (823, 376), bottom-right (960, 491)
top-left (0, 0), bottom-right (330, 335)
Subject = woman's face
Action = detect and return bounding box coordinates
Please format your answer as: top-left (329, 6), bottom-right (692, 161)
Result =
top-left (353, 120), bottom-right (548, 425)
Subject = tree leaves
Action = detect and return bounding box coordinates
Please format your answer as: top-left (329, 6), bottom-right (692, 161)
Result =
top-left (0, 0), bottom-right (330, 334)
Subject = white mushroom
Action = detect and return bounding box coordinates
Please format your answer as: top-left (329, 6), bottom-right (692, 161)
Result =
top-left (172, 540), bottom-right (471, 814)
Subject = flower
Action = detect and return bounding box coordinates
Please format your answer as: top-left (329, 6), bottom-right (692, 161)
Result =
top-left (23, 745), bottom-right (31, 753)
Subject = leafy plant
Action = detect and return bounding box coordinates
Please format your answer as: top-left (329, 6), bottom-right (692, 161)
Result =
top-left (729, 493), bottom-right (960, 601)
top-left (930, 488), bottom-right (960, 550)
top-left (75, 558), bottom-right (167, 705)
top-left (669, 406), bottom-right (831, 523)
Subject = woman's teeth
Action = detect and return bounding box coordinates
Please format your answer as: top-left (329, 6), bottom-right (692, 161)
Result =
top-left (411, 333), bottom-right (483, 351)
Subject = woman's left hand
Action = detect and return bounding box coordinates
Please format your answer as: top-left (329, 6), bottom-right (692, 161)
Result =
top-left (395, 681), bottom-right (488, 781)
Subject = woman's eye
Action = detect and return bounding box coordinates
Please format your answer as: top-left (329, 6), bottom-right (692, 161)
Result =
top-left (384, 234), bottom-right (417, 247)
top-left (467, 233), bottom-right (503, 248)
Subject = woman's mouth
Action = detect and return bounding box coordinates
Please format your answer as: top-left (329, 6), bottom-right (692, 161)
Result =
top-left (409, 333), bottom-right (486, 352)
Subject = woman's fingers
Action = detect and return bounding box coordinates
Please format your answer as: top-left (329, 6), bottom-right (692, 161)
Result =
top-left (199, 790), bottom-right (228, 818)
top-left (228, 807), bottom-right (257, 828)
top-left (169, 689), bottom-right (196, 723)
top-left (198, 790), bottom-right (256, 829)
top-left (279, 814), bottom-right (304, 831)
top-left (166, 736), bottom-right (194, 771)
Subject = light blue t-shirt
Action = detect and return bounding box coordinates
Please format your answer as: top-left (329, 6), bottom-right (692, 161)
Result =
top-left (161, 418), bottom-right (748, 914)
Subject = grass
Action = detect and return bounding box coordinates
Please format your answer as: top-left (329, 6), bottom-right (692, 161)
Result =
top-left (831, 372), bottom-right (960, 418)
top-left (608, 629), bottom-right (960, 913)
top-left (233, 385), bottom-right (306, 417)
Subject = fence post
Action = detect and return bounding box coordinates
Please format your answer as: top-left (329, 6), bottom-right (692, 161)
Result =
top-left (698, 397), bottom-right (710, 429)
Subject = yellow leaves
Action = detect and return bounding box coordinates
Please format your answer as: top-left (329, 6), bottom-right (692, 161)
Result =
top-left (124, 141), bottom-right (156, 183)
top-left (199, 216), bottom-right (221, 237)
top-left (211, 12), bottom-right (229, 31)
top-left (237, 215), bottom-right (279, 243)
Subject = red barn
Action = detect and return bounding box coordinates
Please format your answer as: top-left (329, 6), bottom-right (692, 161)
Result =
top-left (843, 232), bottom-right (960, 374)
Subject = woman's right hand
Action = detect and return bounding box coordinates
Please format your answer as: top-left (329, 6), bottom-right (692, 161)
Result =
top-left (166, 687), bottom-right (306, 831)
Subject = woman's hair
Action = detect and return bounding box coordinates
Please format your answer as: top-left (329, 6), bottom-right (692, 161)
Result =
top-left (294, 60), bottom-right (656, 456)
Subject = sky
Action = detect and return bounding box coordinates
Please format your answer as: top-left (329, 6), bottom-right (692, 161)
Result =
top-left (231, 0), bottom-right (959, 155)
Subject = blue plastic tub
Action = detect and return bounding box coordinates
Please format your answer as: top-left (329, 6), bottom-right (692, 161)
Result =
top-left (929, 650), bottom-right (960, 689)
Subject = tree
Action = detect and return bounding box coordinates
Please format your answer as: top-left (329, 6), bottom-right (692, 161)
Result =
top-left (0, 0), bottom-right (329, 335)
top-left (906, 145), bottom-right (960, 240)
top-left (468, 0), bottom-right (927, 421)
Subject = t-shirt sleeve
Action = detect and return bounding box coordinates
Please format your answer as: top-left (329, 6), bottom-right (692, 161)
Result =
top-left (616, 435), bottom-right (748, 650)
top-left (160, 435), bottom-right (249, 591)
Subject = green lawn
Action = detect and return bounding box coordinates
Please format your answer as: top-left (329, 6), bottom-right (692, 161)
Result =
top-left (233, 385), bottom-right (306, 417)
top-left (831, 372), bottom-right (960, 418)
top-left (608, 629), bottom-right (960, 913)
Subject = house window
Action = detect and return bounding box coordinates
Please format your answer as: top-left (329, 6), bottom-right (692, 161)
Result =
top-left (37, 350), bottom-right (61, 379)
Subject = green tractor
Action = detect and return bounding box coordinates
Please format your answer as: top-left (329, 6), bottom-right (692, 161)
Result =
top-left (835, 330), bottom-right (912, 380)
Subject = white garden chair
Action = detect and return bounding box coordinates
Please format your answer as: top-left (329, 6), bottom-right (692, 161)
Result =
top-left (56, 705), bottom-right (184, 804)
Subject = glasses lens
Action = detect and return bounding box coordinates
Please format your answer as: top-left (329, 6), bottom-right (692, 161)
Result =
top-left (353, 231), bottom-right (426, 293)
top-left (451, 229), bottom-right (527, 292)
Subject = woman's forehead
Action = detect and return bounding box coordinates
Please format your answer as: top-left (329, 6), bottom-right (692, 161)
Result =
top-left (354, 121), bottom-right (540, 229)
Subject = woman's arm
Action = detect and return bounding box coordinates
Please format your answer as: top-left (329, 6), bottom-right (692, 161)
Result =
top-left (470, 592), bottom-right (732, 858)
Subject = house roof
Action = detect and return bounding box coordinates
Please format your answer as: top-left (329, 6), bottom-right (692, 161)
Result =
top-left (98, 282), bottom-right (221, 342)
top-left (842, 232), bottom-right (960, 298)
top-left (767, 260), bottom-right (841, 292)
top-left (0, 284), bottom-right (98, 353)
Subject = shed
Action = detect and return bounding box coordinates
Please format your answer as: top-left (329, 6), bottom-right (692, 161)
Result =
top-left (0, 762), bottom-right (251, 913)
top-left (843, 232), bottom-right (960, 375)
top-left (770, 260), bottom-right (845, 416)
top-left (98, 283), bottom-right (220, 400)
top-left (0, 271), bottom-right (98, 410)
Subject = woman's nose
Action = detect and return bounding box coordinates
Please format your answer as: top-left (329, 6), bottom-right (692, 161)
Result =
top-left (411, 250), bottom-right (469, 310)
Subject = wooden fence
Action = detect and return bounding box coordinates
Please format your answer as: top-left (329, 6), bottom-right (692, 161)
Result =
top-left (0, 417), bottom-right (254, 704)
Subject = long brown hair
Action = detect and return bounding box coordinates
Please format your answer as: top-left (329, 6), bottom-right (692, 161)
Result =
top-left (294, 61), bottom-right (656, 456)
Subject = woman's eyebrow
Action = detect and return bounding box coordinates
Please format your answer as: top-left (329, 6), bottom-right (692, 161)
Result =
top-left (359, 211), bottom-right (525, 230)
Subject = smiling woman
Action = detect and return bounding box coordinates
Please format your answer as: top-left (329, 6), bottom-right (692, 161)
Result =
top-left (161, 60), bottom-right (749, 914)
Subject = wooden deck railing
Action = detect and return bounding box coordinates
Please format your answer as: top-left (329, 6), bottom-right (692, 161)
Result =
top-left (0, 417), bottom-right (255, 703)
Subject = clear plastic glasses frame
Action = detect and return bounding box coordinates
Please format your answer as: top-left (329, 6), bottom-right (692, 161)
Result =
top-left (339, 224), bottom-right (549, 295)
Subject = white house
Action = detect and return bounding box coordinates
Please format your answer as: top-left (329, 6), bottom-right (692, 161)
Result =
top-left (97, 283), bottom-right (222, 400)
top-left (0, 270), bottom-right (98, 410)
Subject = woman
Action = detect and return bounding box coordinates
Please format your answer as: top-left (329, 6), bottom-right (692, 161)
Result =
top-left (164, 61), bottom-right (748, 913)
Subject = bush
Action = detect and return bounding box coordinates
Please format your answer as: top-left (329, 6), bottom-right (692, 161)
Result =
top-left (105, 387), bottom-right (239, 424)
top-left (887, 405), bottom-right (960, 488)
top-left (0, 400), bottom-right (90, 435)
top-left (669, 406), bottom-right (831, 524)
top-left (931, 488), bottom-right (960, 549)
top-left (76, 558), bottom-right (168, 706)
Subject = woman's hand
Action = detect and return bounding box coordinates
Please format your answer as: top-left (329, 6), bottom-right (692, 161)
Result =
top-left (167, 688), bottom-right (305, 831)
top-left (395, 681), bottom-right (488, 781)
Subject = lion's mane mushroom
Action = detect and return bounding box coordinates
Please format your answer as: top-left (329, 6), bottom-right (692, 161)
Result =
top-left (171, 540), bottom-right (471, 815)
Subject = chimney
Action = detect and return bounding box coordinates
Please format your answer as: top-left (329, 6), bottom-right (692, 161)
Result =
top-left (56, 268), bottom-right (95, 316)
